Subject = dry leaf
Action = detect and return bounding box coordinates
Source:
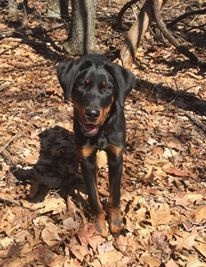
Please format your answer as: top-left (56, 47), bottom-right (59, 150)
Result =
top-left (192, 206), bottom-right (206, 223)
top-left (165, 259), bottom-right (179, 267)
top-left (98, 250), bottom-right (123, 266)
top-left (140, 253), bottom-right (161, 267)
top-left (186, 255), bottom-right (206, 267)
top-left (150, 203), bottom-right (172, 226)
top-left (70, 244), bottom-right (89, 262)
top-left (96, 150), bottom-right (107, 168)
top-left (62, 217), bottom-right (80, 231)
top-left (0, 237), bottom-right (14, 249)
top-left (163, 166), bottom-right (188, 177)
top-left (194, 242), bottom-right (206, 258)
top-left (77, 223), bottom-right (101, 248)
top-left (41, 222), bottom-right (61, 247)
top-left (114, 235), bottom-right (137, 255)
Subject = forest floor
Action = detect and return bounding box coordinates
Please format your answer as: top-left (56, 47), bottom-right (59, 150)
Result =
top-left (0, 0), bottom-right (206, 266)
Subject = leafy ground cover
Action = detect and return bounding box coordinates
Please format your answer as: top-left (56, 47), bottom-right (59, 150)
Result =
top-left (0, 0), bottom-right (206, 266)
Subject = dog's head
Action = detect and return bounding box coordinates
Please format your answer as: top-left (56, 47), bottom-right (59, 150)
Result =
top-left (57, 54), bottom-right (136, 137)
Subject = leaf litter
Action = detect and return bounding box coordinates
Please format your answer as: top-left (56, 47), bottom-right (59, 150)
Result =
top-left (0, 0), bottom-right (206, 266)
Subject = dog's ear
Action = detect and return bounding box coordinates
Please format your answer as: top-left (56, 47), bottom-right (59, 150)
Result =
top-left (106, 63), bottom-right (136, 107)
top-left (57, 59), bottom-right (79, 101)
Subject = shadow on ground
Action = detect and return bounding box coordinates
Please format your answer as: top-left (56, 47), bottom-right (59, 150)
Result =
top-left (11, 126), bottom-right (88, 209)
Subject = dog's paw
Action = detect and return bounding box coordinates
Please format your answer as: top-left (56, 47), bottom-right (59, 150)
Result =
top-left (95, 212), bottom-right (107, 237)
top-left (109, 207), bottom-right (122, 235)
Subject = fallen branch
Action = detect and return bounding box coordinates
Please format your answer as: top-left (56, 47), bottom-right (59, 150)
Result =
top-left (0, 195), bottom-right (21, 206)
top-left (0, 135), bottom-right (17, 155)
top-left (153, 0), bottom-right (206, 68)
top-left (183, 112), bottom-right (206, 135)
top-left (168, 8), bottom-right (206, 28)
top-left (120, 0), bottom-right (167, 67)
top-left (0, 24), bottom-right (64, 40)
top-left (117, 0), bottom-right (140, 30)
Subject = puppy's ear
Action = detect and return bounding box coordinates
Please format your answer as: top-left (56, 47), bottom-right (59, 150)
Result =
top-left (106, 63), bottom-right (136, 107)
top-left (57, 59), bottom-right (78, 101)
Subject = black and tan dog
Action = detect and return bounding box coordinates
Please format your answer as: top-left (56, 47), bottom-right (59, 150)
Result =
top-left (57, 54), bottom-right (136, 236)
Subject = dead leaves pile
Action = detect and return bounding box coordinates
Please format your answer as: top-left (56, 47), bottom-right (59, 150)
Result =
top-left (0, 0), bottom-right (206, 266)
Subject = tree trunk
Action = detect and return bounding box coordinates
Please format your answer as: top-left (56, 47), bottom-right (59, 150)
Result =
top-left (120, 0), bottom-right (167, 67)
top-left (8, 0), bottom-right (18, 18)
top-left (47, 0), bottom-right (61, 18)
top-left (63, 0), bottom-right (96, 55)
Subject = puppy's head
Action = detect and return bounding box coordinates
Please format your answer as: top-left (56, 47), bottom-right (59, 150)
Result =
top-left (57, 54), bottom-right (136, 137)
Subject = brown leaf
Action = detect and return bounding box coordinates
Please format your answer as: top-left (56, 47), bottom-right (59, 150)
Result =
top-left (151, 232), bottom-right (169, 251)
top-left (41, 222), bottom-right (61, 247)
top-left (62, 217), bottom-right (80, 231)
top-left (97, 240), bottom-right (114, 254)
top-left (162, 136), bottom-right (184, 151)
top-left (98, 250), bottom-right (123, 266)
top-left (163, 166), bottom-right (188, 177)
top-left (70, 244), bottom-right (89, 262)
top-left (71, 223), bottom-right (104, 257)
top-left (139, 253), bottom-right (161, 267)
top-left (113, 235), bottom-right (137, 255)
top-left (165, 259), bottom-right (179, 267)
top-left (150, 203), bottom-right (172, 226)
top-left (192, 206), bottom-right (206, 223)
top-left (194, 242), bottom-right (206, 258)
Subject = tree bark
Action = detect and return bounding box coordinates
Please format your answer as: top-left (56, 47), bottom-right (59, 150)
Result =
top-left (8, 0), bottom-right (18, 18)
top-left (63, 0), bottom-right (96, 55)
top-left (47, 0), bottom-right (68, 20)
top-left (120, 0), bottom-right (167, 67)
top-left (47, 0), bottom-right (61, 18)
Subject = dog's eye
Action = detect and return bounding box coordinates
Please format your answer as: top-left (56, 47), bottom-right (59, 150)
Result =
top-left (99, 82), bottom-right (112, 93)
top-left (78, 80), bottom-right (91, 89)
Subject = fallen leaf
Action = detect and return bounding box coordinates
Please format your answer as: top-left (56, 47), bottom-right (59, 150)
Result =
top-left (97, 240), bottom-right (114, 254)
top-left (98, 250), bottom-right (123, 266)
top-left (163, 166), bottom-right (188, 177)
top-left (22, 196), bottom-right (66, 214)
top-left (194, 242), bottom-right (206, 258)
top-left (192, 205), bottom-right (206, 223)
top-left (0, 237), bottom-right (14, 249)
top-left (165, 259), bottom-right (179, 267)
top-left (70, 244), bottom-right (89, 262)
top-left (62, 217), bottom-right (80, 231)
top-left (186, 255), bottom-right (206, 267)
top-left (77, 223), bottom-right (102, 249)
top-left (163, 148), bottom-right (179, 159)
top-left (113, 235), bottom-right (137, 255)
top-left (140, 252), bottom-right (161, 267)
top-left (41, 222), bottom-right (61, 247)
top-left (96, 150), bottom-right (107, 168)
top-left (150, 203), bottom-right (172, 226)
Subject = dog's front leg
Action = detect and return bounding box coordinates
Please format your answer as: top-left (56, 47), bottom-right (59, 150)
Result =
top-left (107, 145), bottom-right (123, 235)
top-left (80, 146), bottom-right (106, 236)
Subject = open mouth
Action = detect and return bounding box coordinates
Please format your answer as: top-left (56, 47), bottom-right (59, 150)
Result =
top-left (82, 123), bottom-right (99, 136)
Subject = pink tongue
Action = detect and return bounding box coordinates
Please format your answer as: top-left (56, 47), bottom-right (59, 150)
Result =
top-left (84, 124), bottom-right (97, 132)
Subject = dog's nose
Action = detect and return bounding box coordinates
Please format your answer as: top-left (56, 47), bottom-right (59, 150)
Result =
top-left (85, 108), bottom-right (100, 120)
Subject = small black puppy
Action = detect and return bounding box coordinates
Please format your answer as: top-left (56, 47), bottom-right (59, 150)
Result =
top-left (57, 54), bottom-right (136, 236)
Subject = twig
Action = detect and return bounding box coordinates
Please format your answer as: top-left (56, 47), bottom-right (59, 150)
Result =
top-left (0, 134), bottom-right (17, 155)
top-left (0, 24), bottom-right (64, 40)
top-left (168, 8), bottom-right (206, 28)
top-left (0, 195), bottom-right (21, 206)
top-left (185, 23), bottom-right (206, 32)
top-left (153, 0), bottom-right (206, 68)
top-left (183, 112), bottom-right (206, 134)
